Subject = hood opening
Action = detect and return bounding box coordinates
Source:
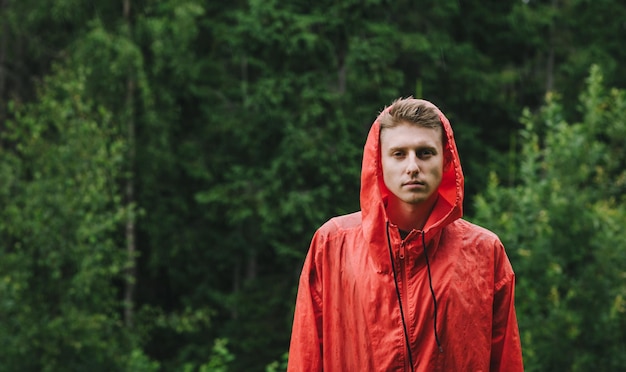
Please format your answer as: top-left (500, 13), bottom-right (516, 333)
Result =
top-left (360, 100), bottom-right (464, 272)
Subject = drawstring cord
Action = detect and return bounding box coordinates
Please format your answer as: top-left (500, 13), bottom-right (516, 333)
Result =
top-left (386, 221), bottom-right (415, 372)
top-left (386, 223), bottom-right (444, 371)
top-left (422, 231), bottom-right (444, 353)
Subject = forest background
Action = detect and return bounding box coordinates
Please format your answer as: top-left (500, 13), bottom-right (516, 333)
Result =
top-left (1, 0), bottom-right (625, 371)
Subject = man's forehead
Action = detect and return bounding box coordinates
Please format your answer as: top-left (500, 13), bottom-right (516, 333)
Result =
top-left (380, 123), bottom-right (443, 147)
top-left (380, 121), bottom-right (443, 136)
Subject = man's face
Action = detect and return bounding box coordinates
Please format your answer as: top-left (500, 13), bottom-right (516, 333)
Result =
top-left (380, 122), bottom-right (444, 206)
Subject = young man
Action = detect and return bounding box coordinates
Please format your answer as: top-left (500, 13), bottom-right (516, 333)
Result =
top-left (288, 98), bottom-right (523, 371)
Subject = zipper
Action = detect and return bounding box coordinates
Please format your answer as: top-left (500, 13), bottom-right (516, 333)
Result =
top-left (398, 240), bottom-right (412, 371)
top-left (386, 222), bottom-right (415, 372)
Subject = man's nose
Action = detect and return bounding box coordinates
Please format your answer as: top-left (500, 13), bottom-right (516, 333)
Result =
top-left (406, 153), bottom-right (420, 174)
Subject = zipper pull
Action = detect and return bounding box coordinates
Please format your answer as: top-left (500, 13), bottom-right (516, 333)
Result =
top-left (399, 243), bottom-right (405, 260)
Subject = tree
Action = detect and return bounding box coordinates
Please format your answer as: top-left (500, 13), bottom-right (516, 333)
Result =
top-left (0, 65), bottom-right (141, 371)
top-left (472, 65), bottom-right (626, 371)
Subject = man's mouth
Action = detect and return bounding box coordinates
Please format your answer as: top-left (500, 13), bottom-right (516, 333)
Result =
top-left (403, 180), bottom-right (425, 186)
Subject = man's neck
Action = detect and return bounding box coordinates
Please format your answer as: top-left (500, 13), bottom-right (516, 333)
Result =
top-left (387, 195), bottom-right (438, 232)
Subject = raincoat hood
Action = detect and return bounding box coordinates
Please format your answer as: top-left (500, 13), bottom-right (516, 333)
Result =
top-left (360, 100), bottom-right (464, 271)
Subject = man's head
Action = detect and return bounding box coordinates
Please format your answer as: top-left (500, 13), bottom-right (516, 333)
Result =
top-left (378, 98), bottom-right (446, 207)
top-left (378, 98), bottom-right (444, 138)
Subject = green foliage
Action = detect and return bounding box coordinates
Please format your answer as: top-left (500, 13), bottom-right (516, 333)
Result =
top-left (126, 349), bottom-right (161, 372)
top-left (2, 0), bottom-right (626, 370)
top-left (265, 352), bottom-right (289, 372)
top-left (203, 339), bottom-right (235, 372)
top-left (472, 66), bottom-right (626, 371)
top-left (179, 338), bottom-right (234, 372)
top-left (0, 66), bottom-right (133, 370)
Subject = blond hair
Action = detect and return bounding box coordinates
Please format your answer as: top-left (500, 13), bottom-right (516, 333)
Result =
top-left (378, 97), bottom-right (442, 131)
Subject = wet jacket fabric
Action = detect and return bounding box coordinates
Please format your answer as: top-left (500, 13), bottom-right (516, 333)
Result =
top-left (288, 104), bottom-right (523, 371)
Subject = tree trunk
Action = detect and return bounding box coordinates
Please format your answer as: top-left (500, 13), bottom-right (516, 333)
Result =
top-left (0, 0), bottom-right (8, 123)
top-left (546, 0), bottom-right (558, 94)
top-left (546, 36), bottom-right (555, 94)
top-left (123, 0), bottom-right (137, 328)
top-left (337, 47), bottom-right (346, 94)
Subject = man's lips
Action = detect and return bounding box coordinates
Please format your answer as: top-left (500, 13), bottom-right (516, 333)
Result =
top-left (403, 180), bottom-right (425, 186)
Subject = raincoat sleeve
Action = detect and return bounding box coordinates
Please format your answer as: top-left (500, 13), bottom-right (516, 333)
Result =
top-left (287, 230), bottom-right (325, 372)
top-left (490, 241), bottom-right (524, 371)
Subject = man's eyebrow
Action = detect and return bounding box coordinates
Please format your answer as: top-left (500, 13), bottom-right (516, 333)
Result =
top-left (386, 146), bottom-right (408, 153)
top-left (387, 144), bottom-right (437, 151)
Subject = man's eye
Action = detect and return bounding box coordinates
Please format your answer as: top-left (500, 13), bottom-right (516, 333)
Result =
top-left (419, 150), bottom-right (434, 157)
top-left (393, 152), bottom-right (405, 157)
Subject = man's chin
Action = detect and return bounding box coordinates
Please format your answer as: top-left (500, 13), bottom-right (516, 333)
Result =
top-left (400, 192), bottom-right (437, 206)
top-left (401, 196), bottom-right (428, 205)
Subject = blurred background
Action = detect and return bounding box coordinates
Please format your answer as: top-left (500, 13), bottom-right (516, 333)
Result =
top-left (0, 0), bottom-right (625, 371)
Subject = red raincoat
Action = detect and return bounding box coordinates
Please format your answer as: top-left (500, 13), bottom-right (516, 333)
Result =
top-left (288, 104), bottom-right (523, 371)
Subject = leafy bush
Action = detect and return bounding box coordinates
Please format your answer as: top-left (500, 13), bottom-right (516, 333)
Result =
top-left (472, 65), bottom-right (626, 371)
